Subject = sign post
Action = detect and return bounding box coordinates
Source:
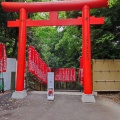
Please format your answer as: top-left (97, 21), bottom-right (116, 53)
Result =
top-left (47, 72), bottom-right (54, 101)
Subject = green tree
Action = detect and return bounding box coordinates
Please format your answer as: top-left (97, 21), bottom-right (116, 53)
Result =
top-left (0, 2), bottom-right (19, 57)
top-left (91, 0), bottom-right (120, 59)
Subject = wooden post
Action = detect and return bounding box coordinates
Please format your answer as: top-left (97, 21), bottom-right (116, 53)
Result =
top-left (82, 5), bottom-right (92, 94)
top-left (16, 8), bottom-right (27, 91)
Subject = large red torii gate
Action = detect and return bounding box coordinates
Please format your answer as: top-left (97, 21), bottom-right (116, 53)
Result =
top-left (1, 0), bottom-right (108, 102)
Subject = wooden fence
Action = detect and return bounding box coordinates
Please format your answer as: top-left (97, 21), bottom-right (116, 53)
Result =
top-left (93, 59), bottom-right (120, 91)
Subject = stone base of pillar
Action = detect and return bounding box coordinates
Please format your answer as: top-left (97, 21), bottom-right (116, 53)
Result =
top-left (12, 90), bottom-right (27, 99)
top-left (81, 93), bottom-right (95, 103)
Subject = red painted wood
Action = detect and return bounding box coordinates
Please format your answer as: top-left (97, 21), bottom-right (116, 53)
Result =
top-left (7, 17), bottom-right (104, 27)
top-left (82, 5), bottom-right (92, 94)
top-left (49, 12), bottom-right (58, 20)
top-left (8, 18), bottom-right (82, 27)
top-left (2, 0), bottom-right (108, 12)
top-left (16, 8), bottom-right (27, 91)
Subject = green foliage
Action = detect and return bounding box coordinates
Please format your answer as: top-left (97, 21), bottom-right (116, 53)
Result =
top-left (90, 0), bottom-right (120, 59)
top-left (92, 30), bottom-right (115, 59)
top-left (55, 26), bottom-right (81, 68)
top-left (109, 0), bottom-right (119, 7)
top-left (0, 2), bottom-right (19, 57)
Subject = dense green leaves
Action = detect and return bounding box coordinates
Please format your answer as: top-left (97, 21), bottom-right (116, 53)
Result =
top-left (90, 0), bottom-right (120, 59)
top-left (109, 0), bottom-right (119, 7)
top-left (0, 2), bottom-right (19, 57)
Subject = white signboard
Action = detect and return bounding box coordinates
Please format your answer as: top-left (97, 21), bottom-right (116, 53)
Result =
top-left (3, 58), bottom-right (16, 91)
top-left (47, 72), bottom-right (54, 100)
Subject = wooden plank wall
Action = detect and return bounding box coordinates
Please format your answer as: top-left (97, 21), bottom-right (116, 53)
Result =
top-left (92, 59), bottom-right (120, 91)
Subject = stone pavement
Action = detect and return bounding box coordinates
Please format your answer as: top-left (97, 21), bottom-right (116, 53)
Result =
top-left (0, 91), bottom-right (120, 120)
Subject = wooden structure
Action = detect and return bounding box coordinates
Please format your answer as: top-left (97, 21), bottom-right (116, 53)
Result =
top-left (1, 0), bottom-right (108, 99)
top-left (93, 59), bottom-right (120, 91)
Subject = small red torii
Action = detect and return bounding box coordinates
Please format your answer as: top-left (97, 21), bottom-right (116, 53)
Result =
top-left (1, 0), bottom-right (108, 101)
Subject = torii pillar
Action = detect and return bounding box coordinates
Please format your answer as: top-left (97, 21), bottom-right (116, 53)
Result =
top-left (1, 0), bottom-right (108, 101)
top-left (13, 8), bottom-right (27, 99)
top-left (82, 5), bottom-right (94, 102)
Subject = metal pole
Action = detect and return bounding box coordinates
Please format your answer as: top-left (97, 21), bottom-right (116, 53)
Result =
top-left (82, 5), bottom-right (92, 94)
top-left (16, 8), bottom-right (27, 91)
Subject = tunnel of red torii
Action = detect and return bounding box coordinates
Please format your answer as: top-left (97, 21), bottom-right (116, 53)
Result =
top-left (1, 0), bottom-right (108, 100)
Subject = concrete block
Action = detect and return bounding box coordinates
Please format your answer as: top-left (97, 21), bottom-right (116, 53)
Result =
top-left (12, 90), bottom-right (27, 99)
top-left (81, 93), bottom-right (95, 103)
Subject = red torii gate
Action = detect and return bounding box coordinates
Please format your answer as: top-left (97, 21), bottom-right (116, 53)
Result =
top-left (1, 0), bottom-right (108, 102)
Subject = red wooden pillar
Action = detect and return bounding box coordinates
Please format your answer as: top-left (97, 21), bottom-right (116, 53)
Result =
top-left (82, 5), bottom-right (92, 94)
top-left (81, 9), bottom-right (84, 86)
top-left (16, 8), bottom-right (27, 91)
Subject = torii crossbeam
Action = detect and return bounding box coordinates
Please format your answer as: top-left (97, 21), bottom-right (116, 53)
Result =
top-left (1, 0), bottom-right (108, 102)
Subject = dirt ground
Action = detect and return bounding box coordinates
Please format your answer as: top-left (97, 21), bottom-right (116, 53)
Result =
top-left (97, 92), bottom-right (120, 104)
